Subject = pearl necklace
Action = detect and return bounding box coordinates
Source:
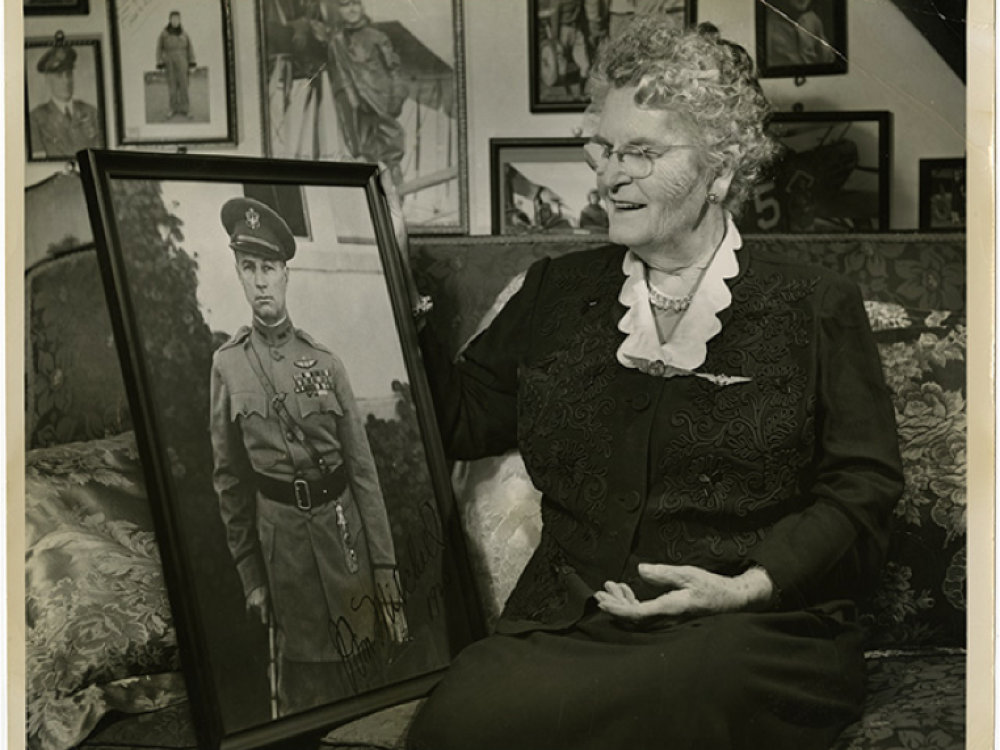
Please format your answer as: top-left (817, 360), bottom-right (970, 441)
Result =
top-left (647, 281), bottom-right (694, 313)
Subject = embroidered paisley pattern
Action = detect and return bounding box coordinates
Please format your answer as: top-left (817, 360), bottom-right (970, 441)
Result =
top-left (501, 514), bottom-right (572, 623)
top-left (650, 267), bottom-right (821, 563)
top-left (517, 258), bottom-right (621, 560)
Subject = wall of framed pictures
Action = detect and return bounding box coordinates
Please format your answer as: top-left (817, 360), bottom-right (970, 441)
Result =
top-left (24, 0), bottom-right (967, 233)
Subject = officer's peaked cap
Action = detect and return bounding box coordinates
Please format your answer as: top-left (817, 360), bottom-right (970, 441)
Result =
top-left (37, 45), bottom-right (77, 74)
top-left (220, 197), bottom-right (296, 262)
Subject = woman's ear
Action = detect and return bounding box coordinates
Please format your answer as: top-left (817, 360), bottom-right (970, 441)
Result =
top-left (708, 146), bottom-right (739, 202)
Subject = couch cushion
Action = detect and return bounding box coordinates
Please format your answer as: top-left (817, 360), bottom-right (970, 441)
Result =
top-left (859, 307), bottom-right (967, 649)
top-left (80, 701), bottom-right (197, 749)
top-left (26, 249), bottom-right (131, 450)
top-left (832, 652), bottom-right (965, 750)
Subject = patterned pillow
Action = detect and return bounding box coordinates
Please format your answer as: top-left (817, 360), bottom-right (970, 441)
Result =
top-left (25, 432), bottom-right (185, 750)
top-left (859, 305), bottom-right (967, 649)
top-left (448, 274), bottom-right (544, 630)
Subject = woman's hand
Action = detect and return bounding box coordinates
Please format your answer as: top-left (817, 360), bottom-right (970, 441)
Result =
top-left (593, 564), bottom-right (775, 626)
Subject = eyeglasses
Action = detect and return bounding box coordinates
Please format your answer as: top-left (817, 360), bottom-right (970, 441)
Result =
top-left (582, 141), bottom-right (696, 179)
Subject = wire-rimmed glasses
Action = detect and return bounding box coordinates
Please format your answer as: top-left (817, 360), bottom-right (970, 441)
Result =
top-left (582, 141), bottom-right (696, 179)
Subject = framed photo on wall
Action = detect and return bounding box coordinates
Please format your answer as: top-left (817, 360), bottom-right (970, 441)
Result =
top-left (256, 0), bottom-right (470, 235)
top-left (490, 137), bottom-right (607, 235)
top-left (755, 0), bottom-right (847, 79)
top-left (919, 158), bottom-right (966, 232)
top-left (24, 0), bottom-right (88, 15)
top-left (529, 0), bottom-right (698, 113)
top-left (739, 111), bottom-right (891, 234)
top-left (78, 151), bottom-right (482, 750)
top-left (25, 37), bottom-right (107, 162)
top-left (107, 0), bottom-right (237, 146)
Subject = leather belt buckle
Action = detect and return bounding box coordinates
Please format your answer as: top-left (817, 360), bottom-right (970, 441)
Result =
top-left (293, 478), bottom-right (312, 511)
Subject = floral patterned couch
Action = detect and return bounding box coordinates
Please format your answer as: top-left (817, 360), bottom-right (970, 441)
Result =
top-left (24, 231), bottom-right (966, 750)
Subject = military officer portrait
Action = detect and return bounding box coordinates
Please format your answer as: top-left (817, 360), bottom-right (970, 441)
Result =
top-left (209, 196), bottom-right (408, 717)
top-left (26, 41), bottom-right (106, 161)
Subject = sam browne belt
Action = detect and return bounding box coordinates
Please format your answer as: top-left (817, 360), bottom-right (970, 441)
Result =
top-left (254, 465), bottom-right (347, 511)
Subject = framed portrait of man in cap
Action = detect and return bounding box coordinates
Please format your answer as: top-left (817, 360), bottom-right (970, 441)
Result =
top-left (24, 37), bottom-right (107, 162)
top-left (78, 150), bottom-right (484, 750)
top-left (107, 0), bottom-right (237, 145)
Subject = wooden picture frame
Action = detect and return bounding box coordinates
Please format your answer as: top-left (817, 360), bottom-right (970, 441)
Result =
top-left (490, 137), bottom-right (608, 235)
top-left (25, 37), bottom-right (107, 162)
top-left (107, 0), bottom-right (238, 146)
top-left (919, 158), bottom-right (966, 232)
top-left (529, 0), bottom-right (697, 113)
top-left (256, 0), bottom-right (470, 235)
top-left (739, 111), bottom-right (891, 234)
top-left (78, 150), bottom-right (482, 750)
top-left (755, 0), bottom-right (847, 79)
top-left (24, 0), bottom-right (89, 16)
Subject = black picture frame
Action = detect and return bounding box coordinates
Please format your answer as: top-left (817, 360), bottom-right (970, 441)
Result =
top-left (24, 0), bottom-right (89, 16)
top-left (919, 158), bottom-right (966, 232)
top-left (529, 0), bottom-right (697, 113)
top-left (490, 137), bottom-right (609, 236)
top-left (107, 0), bottom-right (238, 146)
top-left (78, 150), bottom-right (483, 750)
top-left (25, 37), bottom-right (107, 163)
top-left (755, 0), bottom-right (847, 79)
top-left (739, 111), bottom-right (891, 234)
top-left (255, 0), bottom-right (470, 235)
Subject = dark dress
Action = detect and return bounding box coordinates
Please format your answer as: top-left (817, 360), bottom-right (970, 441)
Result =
top-left (408, 244), bottom-right (903, 750)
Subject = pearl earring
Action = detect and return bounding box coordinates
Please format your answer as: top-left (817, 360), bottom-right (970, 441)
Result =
top-left (706, 193), bottom-right (720, 204)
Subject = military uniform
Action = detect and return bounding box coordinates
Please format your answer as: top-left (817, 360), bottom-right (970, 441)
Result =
top-left (210, 198), bottom-right (400, 714)
top-left (29, 45), bottom-right (104, 159)
top-left (156, 22), bottom-right (196, 118)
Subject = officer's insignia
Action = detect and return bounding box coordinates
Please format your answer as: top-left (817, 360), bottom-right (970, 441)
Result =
top-left (294, 358), bottom-right (318, 369)
top-left (245, 207), bottom-right (260, 230)
top-left (294, 369), bottom-right (333, 397)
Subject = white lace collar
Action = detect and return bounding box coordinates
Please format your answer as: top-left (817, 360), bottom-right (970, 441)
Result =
top-left (616, 215), bottom-right (749, 384)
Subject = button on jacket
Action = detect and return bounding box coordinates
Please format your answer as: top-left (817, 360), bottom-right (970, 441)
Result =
top-left (210, 318), bottom-right (396, 661)
top-left (421, 244), bottom-right (903, 634)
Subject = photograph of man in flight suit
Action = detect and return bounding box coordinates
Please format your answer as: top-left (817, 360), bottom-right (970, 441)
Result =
top-left (209, 196), bottom-right (408, 717)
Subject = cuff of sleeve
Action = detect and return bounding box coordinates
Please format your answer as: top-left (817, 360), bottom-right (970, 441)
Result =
top-left (237, 553), bottom-right (266, 598)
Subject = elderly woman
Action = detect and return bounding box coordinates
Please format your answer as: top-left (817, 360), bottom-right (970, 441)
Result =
top-left (402, 19), bottom-right (902, 750)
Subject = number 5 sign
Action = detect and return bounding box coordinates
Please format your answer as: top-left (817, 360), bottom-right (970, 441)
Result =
top-left (740, 111), bottom-right (891, 234)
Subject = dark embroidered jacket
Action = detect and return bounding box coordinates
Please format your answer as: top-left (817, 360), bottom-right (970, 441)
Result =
top-left (422, 245), bottom-right (903, 634)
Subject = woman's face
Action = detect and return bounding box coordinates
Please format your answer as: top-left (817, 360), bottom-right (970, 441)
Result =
top-left (594, 86), bottom-right (714, 254)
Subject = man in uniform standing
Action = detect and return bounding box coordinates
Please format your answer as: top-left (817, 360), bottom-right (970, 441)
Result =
top-left (210, 197), bottom-right (407, 717)
top-left (29, 45), bottom-right (104, 159)
top-left (155, 11), bottom-right (197, 120)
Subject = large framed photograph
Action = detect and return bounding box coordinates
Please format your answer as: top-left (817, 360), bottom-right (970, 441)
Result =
top-left (755, 0), bottom-right (847, 79)
top-left (25, 37), bottom-right (106, 162)
top-left (529, 0), bottom-right (697, 113)
top-left (491, 137), bottom-right (607, 235)
top-left (256, 0), bottom-right (469, 235)
top-left (78, 151), bottom-right (482, 749)
top-left (919, 157), bottom-right (966, 232)
top-left (739, 111), bottom-right (891, 234)
top-left (24, 0), bottom-right (88, 16)
top-left (107, 0), bottom-right (237, 146)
